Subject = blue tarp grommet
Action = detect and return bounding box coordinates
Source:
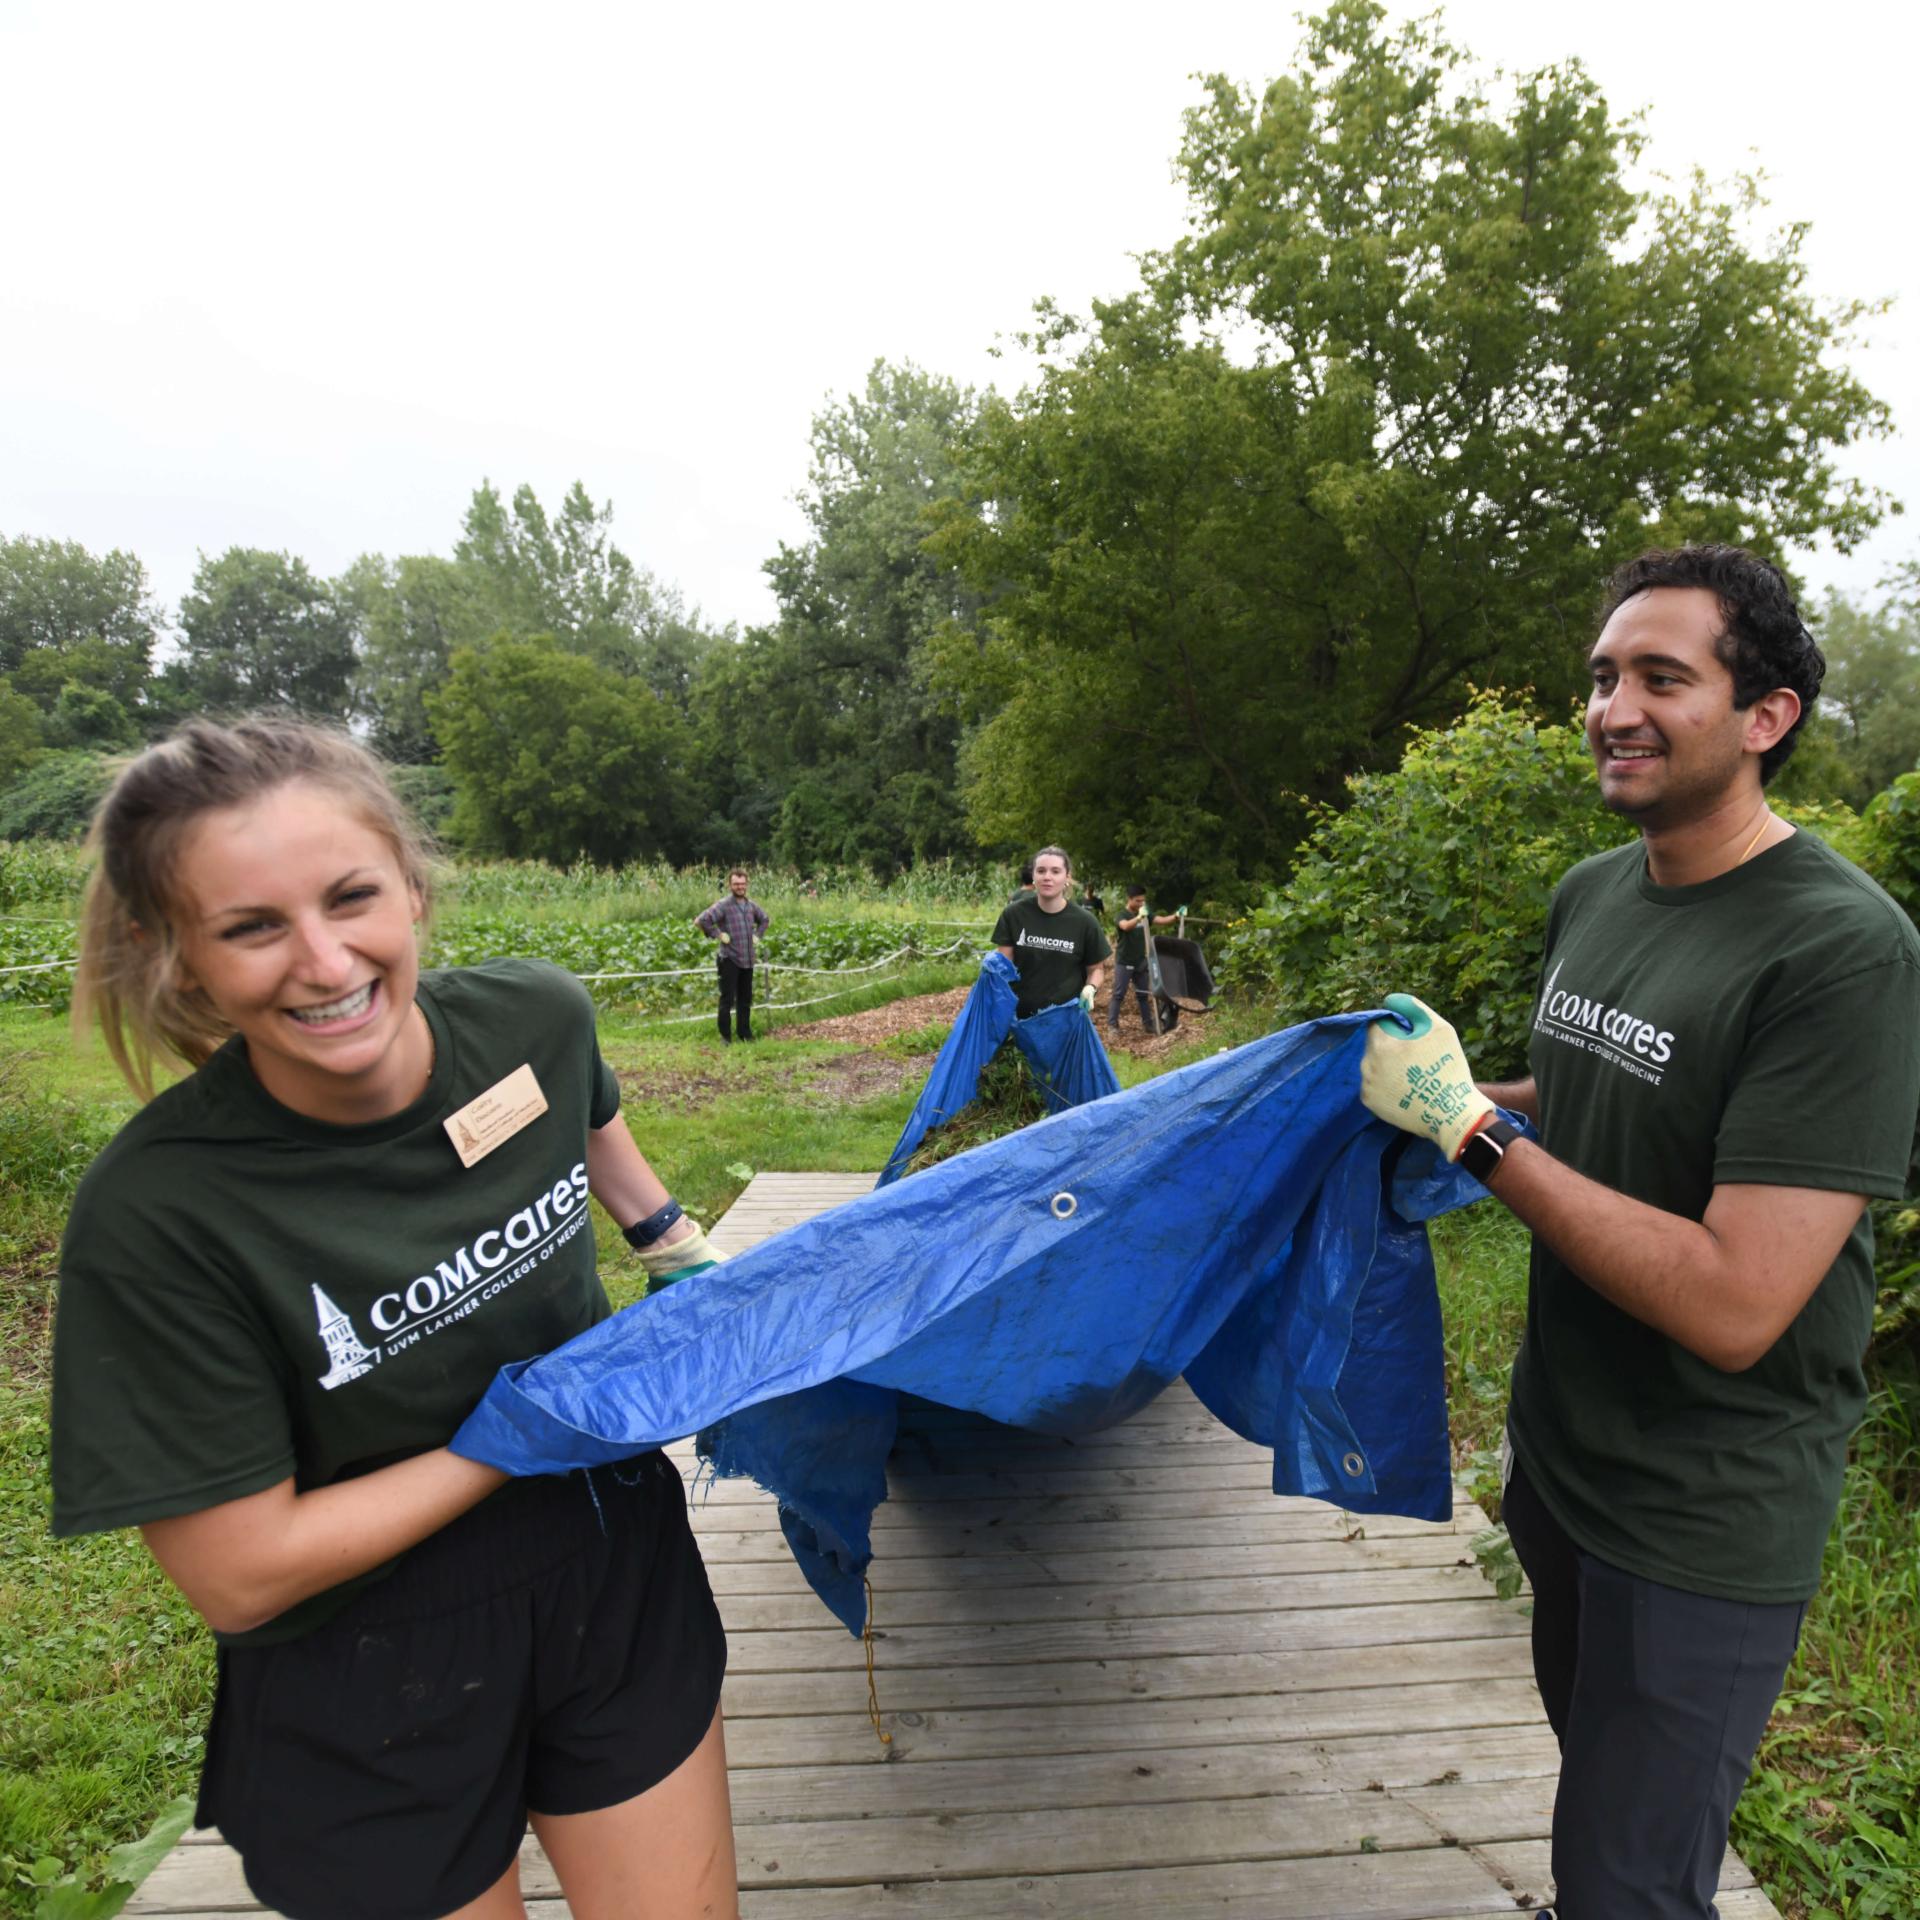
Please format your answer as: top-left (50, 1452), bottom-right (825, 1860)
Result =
top-left (1050, 1191), bottom-right (1078, 1219)
top-left (1342, 1451), bottom-right (1366, 1479)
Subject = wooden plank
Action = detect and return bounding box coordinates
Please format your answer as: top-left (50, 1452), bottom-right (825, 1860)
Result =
top-left (721, 1726), bottom-right (1562, 1825)
top-left (685, 1487), bottom-right (1479, 1532)
top-left (691, 1511), bottom-right (1477, 1562)
top-left (715, 1563), bottom-right (1500, 1631)
top-left (718, 1600), bottom-right (1528, 1676)
top-left (702, 1533), bottom-right (1482, 1595)
top-left (720, 1678), bottom-right (1553, 1769)
top-left (721, 1636), bottom-right (1540, 1719)
top-left (133, 1845), bottom-right (1523, 1919)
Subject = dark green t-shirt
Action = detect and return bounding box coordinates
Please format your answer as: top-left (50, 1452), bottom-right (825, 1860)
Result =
top-left (1114, 907), bottom-right (1151, 970)
top-left (990, 896), bottom-right (1112, 1018)
top-left (1510, 833), bottom-right (1920, 1604)
top-left (50, 958), bottom-right (621, 1642)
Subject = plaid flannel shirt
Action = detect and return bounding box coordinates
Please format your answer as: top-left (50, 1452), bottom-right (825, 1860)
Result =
top-left (697, 895), bottom-right (768, 967)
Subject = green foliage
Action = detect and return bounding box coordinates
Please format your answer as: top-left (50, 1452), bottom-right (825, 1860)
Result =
top-left (0, 755), bottom-right (112, 844)
top-left (934, 1), bottom-right (1891, 886)
top-left (1812, 581), bottom-right (1920, 809)
top-left (161, 548), bottom-right (354, 722)
top-left (693, 363), bottom-right (981, 872)
top-left (41, 688), bottom-right (135, 755)
top-left (0, 538), bottom-right (156, 720)
top-left (428, 637), bottom-right (698, 865)
top-left (1852, 770), bottom-right (1920, 922)
top-left (0, 843), bottom-right (86, 913)
top-left (0, 683), bottom-right (41, 791)
top-left (1216, 691), bottom-right (1633, 1076)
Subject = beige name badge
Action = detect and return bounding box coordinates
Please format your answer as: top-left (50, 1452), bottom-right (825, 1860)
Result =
top-left (443, 1063), bottom-right (549, 1169)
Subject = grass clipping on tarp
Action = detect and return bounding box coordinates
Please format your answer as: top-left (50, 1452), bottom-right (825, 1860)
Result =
top-left (902, 1040), bottom-right (1047, 1175)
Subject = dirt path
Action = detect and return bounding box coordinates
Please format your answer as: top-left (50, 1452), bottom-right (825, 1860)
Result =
top-left (783, 984), bottom-right (1211, 1060)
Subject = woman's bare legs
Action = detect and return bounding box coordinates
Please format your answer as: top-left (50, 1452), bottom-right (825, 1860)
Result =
top-left (532, 1706), bottom-right (739, 1920)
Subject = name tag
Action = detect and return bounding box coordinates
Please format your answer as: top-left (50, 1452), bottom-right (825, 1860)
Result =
top-left (443, 1063), bottom-right (549, 1168)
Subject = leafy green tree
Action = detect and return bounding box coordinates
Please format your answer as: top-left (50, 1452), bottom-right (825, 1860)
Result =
top-left (163, 548), bottom-right (355, 721)
top-left (0, 676), bottom-right (43, 787)
top-left (698, 362), bottom-right (981, 871)
top-left (44, 681), bottom-right (139, 751)
top-left (935, 0), bottom-right (1892, 889)
top-left (0, 533), bottom-right (157, 715)
top-left (1813, 582), bottom-right (1920, 806)
top-left (337, 552), bottom-right (478, 763)
top-left (455, 481), bottom-right (716, 689)
top-left (426, 637), bottom-right (697, 865)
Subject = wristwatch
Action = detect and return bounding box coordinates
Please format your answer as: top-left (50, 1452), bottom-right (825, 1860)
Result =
top-left (1458, 1117), bottom-right (1520, 1185)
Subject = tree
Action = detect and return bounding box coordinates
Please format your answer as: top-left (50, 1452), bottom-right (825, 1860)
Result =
top-left (934, 0), bottom-right (1893, 890)
top-left (455, 481), bottom-right (716, 687)
top-left (1811, 579), bottom-right (1920, 806)
top-left (338, 553), bottom-right (478, 763)
top-left (164, 548), bottom-right (355, 721)
top-left (426, 637), bottom-right (698, 865)
top-left (0, 533), bottom-right (157, 715)
top-left (696, 362), bottom-right (982, 871)
top-left (0, 677), bottom-right (43, 788)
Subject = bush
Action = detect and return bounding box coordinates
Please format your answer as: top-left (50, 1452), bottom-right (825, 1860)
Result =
top-left (0, 751), bottom-right (114, 841)
top-left (0, 841), bottom-right (86, 912)
top-left (1215, 693), bottom-right (1634, 1076)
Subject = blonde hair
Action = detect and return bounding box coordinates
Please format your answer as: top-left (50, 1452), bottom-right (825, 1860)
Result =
top-left (74, 717), bottom-right (433, 1099)
top-left (1033, 844), bottom-right (1073, 874)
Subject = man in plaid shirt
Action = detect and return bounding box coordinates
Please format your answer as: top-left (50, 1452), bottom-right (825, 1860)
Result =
top-left (695, 867), bottom-right (770, 1042)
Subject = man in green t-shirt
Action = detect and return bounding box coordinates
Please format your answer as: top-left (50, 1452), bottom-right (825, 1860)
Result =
top-left (1359, 547), bottom-right (1920, 1918)
top-left (990, 844), bottom-right (1111, 1020)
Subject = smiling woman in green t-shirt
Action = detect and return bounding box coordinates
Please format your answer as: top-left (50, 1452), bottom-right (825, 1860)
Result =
top-left (49, 719), bottom-right (740, 1920)
top-left (990, 843), bottom-right (1112, 1019)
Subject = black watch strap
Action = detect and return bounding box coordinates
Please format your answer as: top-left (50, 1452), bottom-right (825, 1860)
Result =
top-left (1459, 1118), bottom-right (1520, 1184)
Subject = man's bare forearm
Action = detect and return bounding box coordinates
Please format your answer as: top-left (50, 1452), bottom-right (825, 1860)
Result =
top-left (1483, 1140), bottom-right (1859, 1372)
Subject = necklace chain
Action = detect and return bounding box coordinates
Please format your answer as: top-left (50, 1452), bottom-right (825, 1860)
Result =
top-left (1736, 811), bottom-right (1775, 866)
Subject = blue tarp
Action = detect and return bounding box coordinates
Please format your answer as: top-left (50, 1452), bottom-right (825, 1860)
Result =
top-left (452, 1011), bottom-right (1511, 1634)
top-left (877, 951), bottom-right (1120, 1185)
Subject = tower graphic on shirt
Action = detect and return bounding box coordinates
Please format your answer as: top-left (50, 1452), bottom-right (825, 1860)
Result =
top-left (312, 1284), bottom-right (376, 1390)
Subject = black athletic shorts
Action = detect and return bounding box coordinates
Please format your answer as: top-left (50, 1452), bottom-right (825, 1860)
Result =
top-left (196, 1453), bottom-right (728, 1920)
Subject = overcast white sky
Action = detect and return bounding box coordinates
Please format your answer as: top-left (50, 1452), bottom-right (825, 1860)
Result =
top-left (3, 0), bottom-right (1914, 635)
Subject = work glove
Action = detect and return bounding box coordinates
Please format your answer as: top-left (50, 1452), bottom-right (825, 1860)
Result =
top-left (1360, 993), bottom-right (1495, 1162)
top-left (639, 1221), bottom-right (722, 1290)
top-left (1078, 984), bottom-right (1097, 1014)
top-left (717, 930), bottom-right (731, 945)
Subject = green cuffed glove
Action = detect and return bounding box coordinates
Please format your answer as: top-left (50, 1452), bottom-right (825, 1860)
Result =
top-left (1360, 993), bottom-right (1495, 1161)
top-left (1078, 984), bottom-right (1097, 1014)
top-left (639, 1220), bottom-right (721, 1289)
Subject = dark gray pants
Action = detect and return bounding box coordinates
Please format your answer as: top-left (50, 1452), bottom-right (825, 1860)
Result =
top-left (1109, 961), bottom-right (1155, 1030)
top-left (716, 959), bottom-right (754, 1041)
top-left (1504, 1456), bottom-right (1805, 1919)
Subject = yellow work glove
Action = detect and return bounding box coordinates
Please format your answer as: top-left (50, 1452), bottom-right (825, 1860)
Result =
top-left (640, 1221), bottom-right (721, 1289)
top-left (1360, 993), bottom-right (1495, 1162)
top-left (716, 930), bottom-right (731, 944)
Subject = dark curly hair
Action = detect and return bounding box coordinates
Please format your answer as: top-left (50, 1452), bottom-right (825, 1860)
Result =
top-left (1599, 545), bottom-right (1824, 786)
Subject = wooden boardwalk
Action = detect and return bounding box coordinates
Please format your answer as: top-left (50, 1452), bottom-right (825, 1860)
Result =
top-left (132, 1172), bottom-right (1780, 1918)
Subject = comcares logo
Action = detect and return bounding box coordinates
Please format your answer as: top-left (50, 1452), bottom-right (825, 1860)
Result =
top-left (312, 1161), bottom-right (591, 1390)
top-left (1534, 962), bottom-right (1674, 1085)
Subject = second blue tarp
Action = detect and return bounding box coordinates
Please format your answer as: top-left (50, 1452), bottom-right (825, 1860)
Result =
top-left (452, 1011), bottom-right (1505, 1634)
top-left (878, 951), bottom-right (1121, 1184)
